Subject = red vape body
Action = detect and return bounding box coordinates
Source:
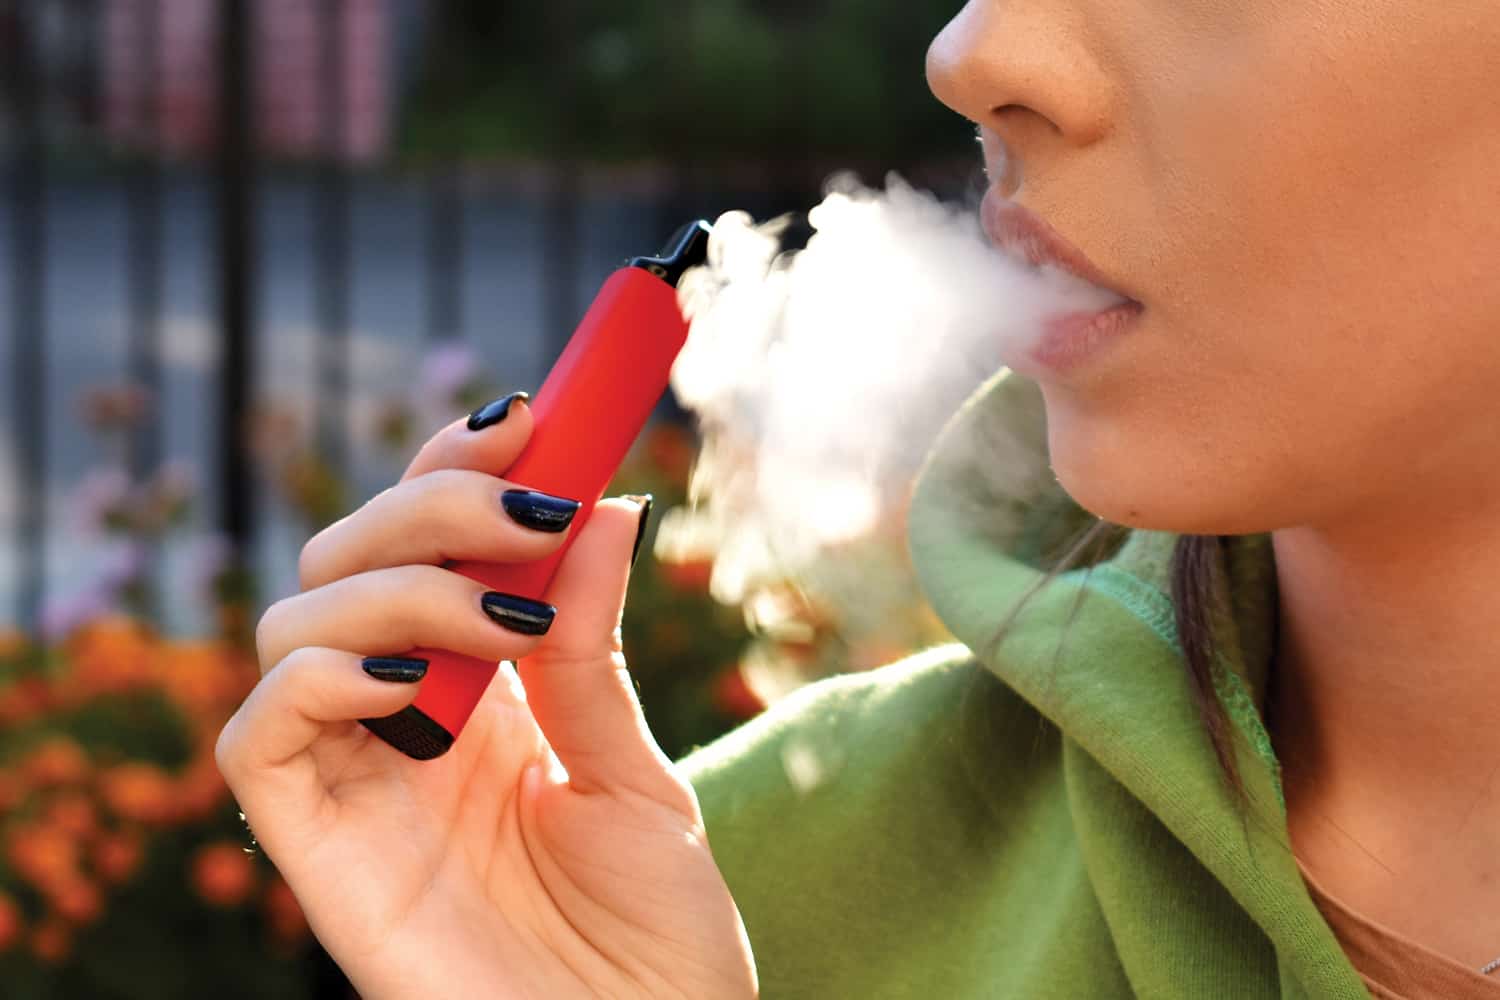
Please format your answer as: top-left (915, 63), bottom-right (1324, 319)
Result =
top-left (361, 222), bottom-right (712, 760)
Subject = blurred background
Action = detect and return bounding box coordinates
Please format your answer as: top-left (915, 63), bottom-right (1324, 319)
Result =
top-left (0, 0), bottom-right (973, 995)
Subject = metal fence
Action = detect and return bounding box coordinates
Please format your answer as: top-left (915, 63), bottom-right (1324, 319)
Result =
top-left (0, 0), bottom-right (845, 635)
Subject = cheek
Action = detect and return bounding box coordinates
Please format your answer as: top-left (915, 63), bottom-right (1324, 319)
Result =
top-left (1038, 287), bottom-right (1500, 537)
top-left (1053, 4), bottom-right (1500, 532)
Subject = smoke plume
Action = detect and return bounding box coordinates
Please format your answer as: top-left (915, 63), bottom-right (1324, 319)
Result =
top-left (658, 172), bottom-right (1119, 681)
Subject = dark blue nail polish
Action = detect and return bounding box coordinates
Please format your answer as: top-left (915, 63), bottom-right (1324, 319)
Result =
top-left (467, 392), bottom-right (530, 431)
top-left (502, 489), bottom-right (580, 533)
top-left (362, 656), bottom-right (429, 683)
top-left (625, 494), bottom-right (653, 569)
top-left (481, 592), bottom-right (556, 636)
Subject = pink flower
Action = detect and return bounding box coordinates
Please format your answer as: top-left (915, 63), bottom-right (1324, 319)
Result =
top-left (184, 533), bottom-right (234, 598)
top-left (39, 586), bottom-right (118, 642)
top-left (97, 542), bottom-right (148, 591)
top-left (417, 341), bottom-right (480, 404)
top-left (69, 467), bottom-right (133, 536)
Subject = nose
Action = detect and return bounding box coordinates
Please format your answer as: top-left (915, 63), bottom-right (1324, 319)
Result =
top-left (926, 1), bottom-right (1115, 180)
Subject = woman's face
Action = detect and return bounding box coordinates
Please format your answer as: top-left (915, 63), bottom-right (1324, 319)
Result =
top-left (926, 2), bottom-right (1500, 537)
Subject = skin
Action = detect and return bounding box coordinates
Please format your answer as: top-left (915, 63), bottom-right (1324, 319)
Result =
top-left (223, 1), bottom-right (1500, 988)
top-left (928, 0), bottom-right (1500, 971)
top-left (217, 400), bottom-right (757, 999)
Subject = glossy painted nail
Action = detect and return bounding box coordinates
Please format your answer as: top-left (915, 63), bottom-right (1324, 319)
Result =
top-left (361, 656), bottom-right (429, 683)
top-left (466, 391), bottom-right (530, 432)
top-left (481, 592), bottom-right (556, 636)
top-left (625, 494), bottom-right (654, 569)
top-left (502, 489), bottom-right (580, 533)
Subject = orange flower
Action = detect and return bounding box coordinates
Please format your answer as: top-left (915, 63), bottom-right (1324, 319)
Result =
top-left (0, 891), bottom-right (22, 951)
top-left (98, 763), bottom-right (176, 825)
top-left (7, 824), bottom-right (80, 890)
top-left (0, 684), bottom-right (37, 725)
top-left (191, 841), bottom-right (257, 907)
top-left (43, 792), bottom-right (98, 840)
top-left (91, 830), bottom-right (143, 885)
top-left (30, 917), bottom-right (71, 963)
top-left (0, 675), bottom-right (53, 725)
top-left (23, 737), bottom-right (91, 787)
top-left (47, 876), bottom-right (102, 925)
top-left (263, 875), bottom-right (309, 946)
top-left (67, 616), bottom-right (157, 696)
top-left (158, 640), bottom-right (245, 714)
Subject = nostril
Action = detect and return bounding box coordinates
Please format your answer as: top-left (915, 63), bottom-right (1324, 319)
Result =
top-left (979, 127), bottom-right (1020, 198)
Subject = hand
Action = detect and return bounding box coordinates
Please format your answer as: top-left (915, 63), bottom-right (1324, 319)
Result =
top-left (216, 396), bottom-right (758, 999)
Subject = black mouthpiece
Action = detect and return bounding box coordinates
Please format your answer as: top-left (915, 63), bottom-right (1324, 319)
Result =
top-left (628, 219), bottom-right (713, 288)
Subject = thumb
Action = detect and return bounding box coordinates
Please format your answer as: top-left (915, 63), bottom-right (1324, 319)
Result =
top-left (516, 495), bottom-right (679, 801)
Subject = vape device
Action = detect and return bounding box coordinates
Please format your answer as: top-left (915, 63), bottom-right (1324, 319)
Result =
top-left (361, 220), bottom-right (713, 760)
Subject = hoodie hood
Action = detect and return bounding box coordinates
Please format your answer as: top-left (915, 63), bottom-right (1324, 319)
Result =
top-left (904, 367), bottom-right (1366, 996)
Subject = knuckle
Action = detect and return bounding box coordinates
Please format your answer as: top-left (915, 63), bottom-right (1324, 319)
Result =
top-left (402, 470), bottom-right (568, 565)
top-left (254, 597), bottom-right (293, 664)
top-left (296, 534), bottom-right (325, 590)
top-left (277, 644), bottom-right (322, 677)
top-left (296, 507), bottom-right (359, 590)
top-left (385, 565), bottom-right (465, 633)
top-left (405, 469), bottom-right (475, 545)
top-left (275, 647), bottom-right (322, 698)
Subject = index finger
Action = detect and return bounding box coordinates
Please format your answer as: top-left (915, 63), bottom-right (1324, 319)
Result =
top-left (402, 391), bottom-right (534, 482)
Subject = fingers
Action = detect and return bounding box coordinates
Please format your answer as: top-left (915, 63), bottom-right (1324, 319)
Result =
top-left (517, 497), bottom-right (693, 813)
top-left (401, 391), bottom-right (533, 483)
top-left (220, 647), bottom-right (424, 772)
top-left (298, 469), bottom-right (579, 591)
top-left (211, 650), bottom-right (426, 863)
top-left (257, 564), bottom-right (550, 674)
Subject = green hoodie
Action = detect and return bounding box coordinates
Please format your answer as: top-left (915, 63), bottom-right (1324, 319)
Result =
top-left (676, 369), bottom-right (1371, 998)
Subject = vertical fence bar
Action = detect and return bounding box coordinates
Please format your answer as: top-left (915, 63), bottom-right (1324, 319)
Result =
top-left (126, 0), bottom-right (164, 612)
top-left (217, 0), bottom-right (256, 574)
top-left (315, 0), bottom-right (350, 476)
top-left (541, 166), bottom-right (580, 363)
top-left (542, 3), bottom-right (581, 362)
top-left (7, 0), bottom-right (48, 631)
top-left (425, 166), bottom-right (462, 343)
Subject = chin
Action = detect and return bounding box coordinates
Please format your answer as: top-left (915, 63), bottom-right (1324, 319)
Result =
top-left (1043, 404), bottom-right (1272, 537)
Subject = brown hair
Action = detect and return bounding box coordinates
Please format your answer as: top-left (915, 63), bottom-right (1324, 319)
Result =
top-left (1170, 534), bottom-right (1246, 804)
top-left (988, 523), bottom-right (1250, 807)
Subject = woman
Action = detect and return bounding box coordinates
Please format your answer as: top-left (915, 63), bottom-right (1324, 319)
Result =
top-left (215, 2), bottom-right (1500, 997)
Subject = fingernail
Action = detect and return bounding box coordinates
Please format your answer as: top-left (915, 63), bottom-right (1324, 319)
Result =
top-left (502, 489), bottom-right (580, 533)
top-left (362, 656), bottom-right (429, 683)
top-left (466, 391), bottom-right (530, 432)
top-left (481, 592), bottom-right (556, 636)
top-left (625, 494), bottom-right (654, 569)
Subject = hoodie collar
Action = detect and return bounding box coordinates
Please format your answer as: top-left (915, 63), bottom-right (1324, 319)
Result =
top-left (905, 368), bottom-right (1364, 996)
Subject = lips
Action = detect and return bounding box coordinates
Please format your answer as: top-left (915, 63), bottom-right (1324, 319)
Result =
top-left (981, 190), bottom-right (1144, 376)
top-left (980, 192), bottom-right (1138, 306)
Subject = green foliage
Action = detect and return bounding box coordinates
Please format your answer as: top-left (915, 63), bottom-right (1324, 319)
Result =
top-left (0, 830), bottom-right (313, 1000)
top-left (399, 0), bottom-right (972, 165)
top-left (43, 693), bottom-right (192, 774)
